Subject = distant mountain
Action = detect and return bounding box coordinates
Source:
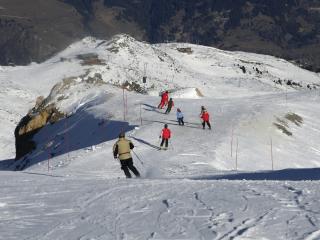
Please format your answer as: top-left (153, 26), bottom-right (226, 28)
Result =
top-left (0, 0), bottom-right (320, 71)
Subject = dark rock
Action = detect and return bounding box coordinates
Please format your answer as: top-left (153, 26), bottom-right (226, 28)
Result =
top-left (177, 47), bottom-right (193, 54)
top-left (240, 66), bottom-right (246, 73)
top-left (14, 100), bottom-right (65, 160)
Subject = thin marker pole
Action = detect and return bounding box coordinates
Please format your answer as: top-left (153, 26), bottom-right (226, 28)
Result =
top-left (125, 90), bottom-right (128, 117)
top-left (235, 137), bottom-right (238, 171)
top-left (271, 137), bottom-right (274, 171)
top-left (47, 139), bottom-right (51, 172)
top-left (285, 84), bottom-right (288, 107)
top-left (65, 118), bottom-right (70, 162)
top-left (140, 103), bottom-right (142, 125)
top-left (45, 132), bottom-right (52, 172)
top-left (122, 88), bottom-right (125, 121)
top-left (231, 126), bottom-right (234, 158)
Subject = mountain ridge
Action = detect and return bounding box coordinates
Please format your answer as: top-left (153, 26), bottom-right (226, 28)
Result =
top-left (0, 0), bottom-right (320, 72)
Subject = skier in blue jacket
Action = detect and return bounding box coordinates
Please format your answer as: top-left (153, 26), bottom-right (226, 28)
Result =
top-left (176, 108), bottom-right (184, 126)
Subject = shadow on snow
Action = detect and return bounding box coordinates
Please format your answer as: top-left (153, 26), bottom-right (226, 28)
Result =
top-left (0, 110), bottom-right (137, 171)
top-left (130, 137), bottom-right (160, 150)
top-left (191, 168), bottom-right (320, 181)
top-left (143, 119), bottom-right (201, 129)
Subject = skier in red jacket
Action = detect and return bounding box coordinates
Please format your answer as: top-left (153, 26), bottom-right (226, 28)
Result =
top-left (159, 124), bottom-right (171, 150)
top-left (158, 91), bottom-right (169, 109)
top-left (200, 107), bottom-right (211, 130)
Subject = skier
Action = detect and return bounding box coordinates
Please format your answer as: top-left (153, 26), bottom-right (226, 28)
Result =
top-left (159, 124), bottom-right (171, 150)
top-left (176, 108), bottom-right (184, 126)
top-left (165, 98), bottom-right (174, 114)
top-left (158, 91), bottom-right (169, 109)
top-left (113, 132), bottom-right (140, 178)
top-left (200, 107), bottom-right (211, 130)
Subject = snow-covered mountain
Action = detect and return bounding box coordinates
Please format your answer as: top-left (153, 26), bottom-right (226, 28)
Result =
top-left (0, 34), bottom-right (320, 239)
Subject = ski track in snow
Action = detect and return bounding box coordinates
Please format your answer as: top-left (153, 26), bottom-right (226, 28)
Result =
top-left (1, 174), bottom-right (320, 240)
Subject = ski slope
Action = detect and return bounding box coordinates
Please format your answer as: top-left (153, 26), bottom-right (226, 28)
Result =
top-left (0, 35), bottom-right (320, 239)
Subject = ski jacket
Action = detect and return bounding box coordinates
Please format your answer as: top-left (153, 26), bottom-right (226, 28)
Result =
top-left (113, 138), bottom-right (134, 160)
top-left (176, 111), bottom-right (184, 119)
top-left (167, 100), bottom-right (174, 108)
top-left (201, 111), bottom-right (210, 121)
top-left (161, 128), bottom-right (171, 139)
top-left (162, 92), bottom-right (169, 102)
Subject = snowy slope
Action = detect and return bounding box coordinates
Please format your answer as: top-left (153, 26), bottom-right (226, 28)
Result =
top-left (1, 35), bottom-right (320, 239)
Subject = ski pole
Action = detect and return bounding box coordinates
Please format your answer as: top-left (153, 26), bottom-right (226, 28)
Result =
top-left (115, 157), bottom-right (121, 166)
top-left (169, 139), bottom-right (174, 150)
top-left (132, 150), bottom-right (144, 165)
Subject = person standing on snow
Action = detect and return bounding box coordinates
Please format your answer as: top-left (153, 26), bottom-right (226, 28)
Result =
top-left (159, 124), bottom-right (171, 150)
top-left (165, 98), bottom-right (174, 114)
top-left (176, 108), bottom-right (184, 126)
top-left (200, 107), bottom-right (211, 130)
top-left (158, 91), bottom-right (169, 109)
top-left (113, 132), bottom-right (140, 178)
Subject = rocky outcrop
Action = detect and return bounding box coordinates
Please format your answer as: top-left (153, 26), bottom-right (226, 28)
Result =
top-left (14, 100), bottom-right (65, 160)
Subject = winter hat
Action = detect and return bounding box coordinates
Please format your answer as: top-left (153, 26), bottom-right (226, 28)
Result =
top-left (119, 132), bottom-right (125, 138)
top-left (177, 108), bottom-right (181, 112)
top-left (164, 124), bottom-right (168, 128)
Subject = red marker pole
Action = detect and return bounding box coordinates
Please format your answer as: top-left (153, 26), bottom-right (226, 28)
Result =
top-left (271, 137), bottom-right (274, 171)
top-left (122, 88), bottom-right (125, 121)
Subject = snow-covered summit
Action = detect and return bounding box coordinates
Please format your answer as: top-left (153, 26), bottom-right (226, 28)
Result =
top-left (18, 33), bottom-right (320, 97)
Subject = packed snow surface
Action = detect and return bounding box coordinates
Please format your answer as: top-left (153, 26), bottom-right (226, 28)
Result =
top-left (0, 34), bottom-right (320, 239)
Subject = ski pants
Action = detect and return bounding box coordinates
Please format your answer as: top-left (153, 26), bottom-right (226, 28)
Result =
top-left (160, 138), bottom-right (169, 148)
top-left (120, 158), bottom-right (140, 178)
top-left (165, 106), bottom-right (172, 114)
top-left (158, 100), bottom-right (166, 109)
top-left (202, 120), bottom-right (211, 129)
top-left (177, 117), bottom-right (184, 125)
